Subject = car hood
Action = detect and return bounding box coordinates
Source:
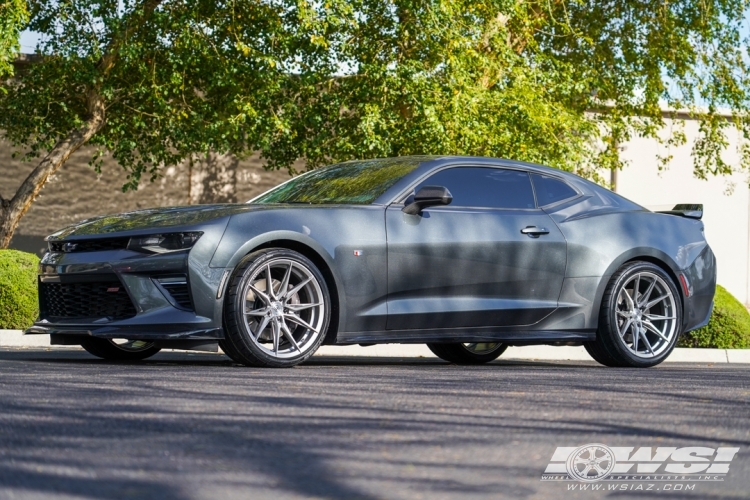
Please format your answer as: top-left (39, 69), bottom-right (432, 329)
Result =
top-left (47, 204), bottom-right (261, 240)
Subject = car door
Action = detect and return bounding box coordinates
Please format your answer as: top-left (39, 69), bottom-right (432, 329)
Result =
top-left (385, 166), bottom-right (567, 331)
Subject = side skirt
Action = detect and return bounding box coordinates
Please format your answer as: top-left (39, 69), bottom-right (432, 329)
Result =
top-left (336, 328), bottom-right (596, 345)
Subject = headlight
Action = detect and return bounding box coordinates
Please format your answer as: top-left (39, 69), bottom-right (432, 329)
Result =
top-left (127, 232), bottom-right (203, 254)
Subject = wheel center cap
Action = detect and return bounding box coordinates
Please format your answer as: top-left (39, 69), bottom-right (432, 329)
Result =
top-left (270, 301), bottom-right (284, 317)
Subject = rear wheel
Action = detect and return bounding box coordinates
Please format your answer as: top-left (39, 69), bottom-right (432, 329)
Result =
top-left (80, 338), bottom-right (161, 361)
top-left (427, 342), bottom-right (507, 364)
top-left (587, 261), bottom-right (682, 368)
top-left (222, 249), bottom-right (331, 368)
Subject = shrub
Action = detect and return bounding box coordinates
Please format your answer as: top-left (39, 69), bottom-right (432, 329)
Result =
top-left (678, 285), bottom-right (750, 349)
top-left (0, 249), bottom-right (39, 329)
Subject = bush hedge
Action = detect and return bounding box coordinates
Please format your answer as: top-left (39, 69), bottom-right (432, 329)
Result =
top-left (0, 249), bottom-right (39, 329)
top-left (678, 285), bottom-right (750, 349)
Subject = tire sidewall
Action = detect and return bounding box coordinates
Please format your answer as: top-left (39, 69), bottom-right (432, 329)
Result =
top-left (225, 249), bottom-right (331, 366)
top-left (459, 343), bottom-right (508, 363)
top-left (603, 263), bottom-right (682, 367)
top-left (427, 342), bottom-right (507, 364)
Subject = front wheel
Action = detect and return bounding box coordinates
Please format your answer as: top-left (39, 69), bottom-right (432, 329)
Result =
top-left (222, 248), bottom-right (331, 368)
top-left (587, 261), bottom-right (682, 368)
top-left (427, 342), bottom-right (507, 364)
top-left (80, 338), bottom-right (161, 361)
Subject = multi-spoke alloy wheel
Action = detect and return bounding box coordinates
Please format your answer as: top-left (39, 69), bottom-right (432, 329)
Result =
top-left (222, 249), bottom-right (331, 367)
top-left (427, 341), bottom-right (507, 364)
top-left (585, 261), bottom-right (682, 368)
top-left (80, 338), bottom-right (161, 361)
top-left (615, 271), bottom-right (678, 358)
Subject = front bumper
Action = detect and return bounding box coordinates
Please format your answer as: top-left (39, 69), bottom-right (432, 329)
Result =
top-left (26, 243), bottom-right (228, 341)
top-left (26, 323), bottom-right (222, 340)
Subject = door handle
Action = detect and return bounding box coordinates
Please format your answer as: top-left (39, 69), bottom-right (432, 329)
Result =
top-left (521, 226), bottom-right (550, 237)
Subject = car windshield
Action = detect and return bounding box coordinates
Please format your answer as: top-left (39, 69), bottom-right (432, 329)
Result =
top-left (251, 158), bottom-right (422, 205)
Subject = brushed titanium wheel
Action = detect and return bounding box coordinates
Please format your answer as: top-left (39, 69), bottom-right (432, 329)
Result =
top-left (80, 338), bottom-right (161, 361)
top-left (615, 271), bottom-right (678, 358)
top-left (586, 261), bottom-right (682, 368)
top-left (222, 249), bottom-right (331, 367)
top-left (427, 341), bottom-right (507, 364)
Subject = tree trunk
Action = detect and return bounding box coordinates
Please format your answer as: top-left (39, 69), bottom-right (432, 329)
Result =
top-left (0, 93), bottom-right (106, 248)
top-left (0, 0), bottom-right (163, 250)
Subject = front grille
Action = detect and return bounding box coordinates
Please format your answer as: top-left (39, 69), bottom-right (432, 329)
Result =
top-left (40, 280), bottom-right (137, 320)
top-left (49, 238), bottom-right (129, 253)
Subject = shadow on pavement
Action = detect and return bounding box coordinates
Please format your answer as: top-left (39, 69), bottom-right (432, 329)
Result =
top-left (0, 348), bottom-right (747, 499)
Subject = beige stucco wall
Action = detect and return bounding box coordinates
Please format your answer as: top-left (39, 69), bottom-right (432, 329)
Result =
top-left (617, 120), bottom-right (749, 304)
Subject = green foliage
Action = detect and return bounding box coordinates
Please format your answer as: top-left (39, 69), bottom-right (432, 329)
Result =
top-left (0, 0), bottom-right (28, 79)
top-left (2, 1), bottom-right (750, 188)
top-left (0, 249), bottom-right (39, 329)
top-left (266, 1), bottom-right (603, 177)
top-left (679, 286), bottom-right (750, 349)
top-left (267, 0), bottom-right (750, 180)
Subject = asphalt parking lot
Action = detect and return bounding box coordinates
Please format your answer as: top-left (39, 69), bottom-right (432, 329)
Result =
top-left (0, 348), bottom-right (748, 500)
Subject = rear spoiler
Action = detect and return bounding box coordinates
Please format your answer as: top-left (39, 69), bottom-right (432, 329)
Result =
top-left (656, 204), bottom-right (703, 220)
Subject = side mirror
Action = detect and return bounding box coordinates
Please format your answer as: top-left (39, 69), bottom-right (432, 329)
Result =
top-left (402, 185), bottom-right (453, 215)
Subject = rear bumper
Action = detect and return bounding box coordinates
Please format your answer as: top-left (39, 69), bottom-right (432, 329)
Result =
top-left (682, 244), bottom-right (717, 332)
top-left (687, 300), bottom-right (714, 332)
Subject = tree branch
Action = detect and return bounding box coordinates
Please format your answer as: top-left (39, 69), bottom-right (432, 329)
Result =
top-left (96, 0), bottom-right (164, 77)
top-left (0, 1), bottom-right (164, 247)
top-left (0, 92), bottom-right (107, 247)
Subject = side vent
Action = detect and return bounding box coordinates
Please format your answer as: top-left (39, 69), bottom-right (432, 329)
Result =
top-left (155, 275), bottom-right (193, 310)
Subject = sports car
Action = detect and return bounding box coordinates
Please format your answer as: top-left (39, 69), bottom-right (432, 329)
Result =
top-left (26, 156), bottom-right (716, 368)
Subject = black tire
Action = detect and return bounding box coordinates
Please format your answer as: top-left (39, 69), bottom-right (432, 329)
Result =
top-left (583, 340), bottom-right (622, 367)
top-left (218, 338), bottom-right (246, 364)
top-left (589, 261), bottom-right (682, 368)
top-left (80, 338), bottom-right (161, 361)
top-left (222, 248), bottom-right (332, 368)
top-left (427, 342), bottom-right (507, 365)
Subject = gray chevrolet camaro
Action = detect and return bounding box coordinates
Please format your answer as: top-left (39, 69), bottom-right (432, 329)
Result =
top-left (26, 156), bottom-right (716, 368)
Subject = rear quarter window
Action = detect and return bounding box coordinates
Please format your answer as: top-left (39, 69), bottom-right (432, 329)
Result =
top-left (532, 174), bottom-right (578, 207)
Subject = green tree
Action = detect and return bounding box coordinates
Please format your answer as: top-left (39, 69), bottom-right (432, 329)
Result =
top-left (0, 0), bottom-right (321, 246)
top-left (261, 1), bottom-right (750, 180)
top-left (0, 0), bottom-right (28, 79)
top-left (2, 1), bottom-right (750, 248)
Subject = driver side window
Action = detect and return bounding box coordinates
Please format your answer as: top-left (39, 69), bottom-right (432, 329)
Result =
top-left (414, 167), bottom-right (536, 209)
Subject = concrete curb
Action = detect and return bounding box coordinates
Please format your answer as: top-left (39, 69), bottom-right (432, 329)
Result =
top-left (3, 329), bottom-right (749, 363)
